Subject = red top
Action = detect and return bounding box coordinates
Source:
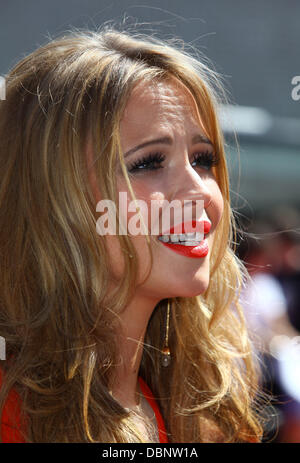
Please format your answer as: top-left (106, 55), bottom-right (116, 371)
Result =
top-left (0, 369), bottom-right (168, 443)
top-left (0, 368), bottom-right (25, 443)
top-left (138, 376), bottom-right (169, 443)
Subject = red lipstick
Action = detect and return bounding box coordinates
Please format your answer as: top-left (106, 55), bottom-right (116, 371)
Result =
top-left (161, 220), bottom-right (211, 236)
top-left (158, 220), bottom-right (211, 259)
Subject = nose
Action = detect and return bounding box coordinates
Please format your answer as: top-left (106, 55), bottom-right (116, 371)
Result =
top-left (168, 161), bottom-right (213, 210)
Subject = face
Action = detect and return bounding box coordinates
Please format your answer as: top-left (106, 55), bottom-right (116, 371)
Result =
top-left (91, 78), bottom-right (224, 303)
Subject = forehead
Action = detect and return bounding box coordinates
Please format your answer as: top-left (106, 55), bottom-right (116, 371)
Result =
top-left (120, 78), bottom-right (203, 137)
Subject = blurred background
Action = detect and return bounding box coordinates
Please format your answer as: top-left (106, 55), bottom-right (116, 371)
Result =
top-left (1, 0), bottom-right (299, 443)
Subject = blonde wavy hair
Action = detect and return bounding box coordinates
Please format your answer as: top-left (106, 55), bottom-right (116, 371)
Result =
top-left (0, 26), bottom-right (264, 442)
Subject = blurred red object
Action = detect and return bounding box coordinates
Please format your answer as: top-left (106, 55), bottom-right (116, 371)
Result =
top-left (279, 415), bottom-right (300, 443)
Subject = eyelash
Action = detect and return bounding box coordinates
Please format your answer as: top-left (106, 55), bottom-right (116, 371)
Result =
top-left (127, 150), bottom-right (220, 173)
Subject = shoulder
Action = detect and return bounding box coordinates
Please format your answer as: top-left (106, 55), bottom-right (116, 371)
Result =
top-left (0, 367), bottom-right (26, 443)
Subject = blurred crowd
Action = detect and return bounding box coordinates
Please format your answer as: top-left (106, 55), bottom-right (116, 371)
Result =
top-left (238, 205), bottom-right (300, 443)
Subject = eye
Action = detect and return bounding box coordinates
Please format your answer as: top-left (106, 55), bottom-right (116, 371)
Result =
top-left (191, 150), bottom-right (220, 171)
top-left (127, 152), bottom-right (165, 173)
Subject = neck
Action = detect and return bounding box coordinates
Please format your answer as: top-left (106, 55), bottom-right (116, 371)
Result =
top-left (109, 294), bottom-right (160, 409)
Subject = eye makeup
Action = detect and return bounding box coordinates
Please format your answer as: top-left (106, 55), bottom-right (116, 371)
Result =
top-left (127, 150), bottom-right (219, 174)
top-left (191, 151), bottom-right (220, 171)
top-left (127, 152), bottom-right (166, 173)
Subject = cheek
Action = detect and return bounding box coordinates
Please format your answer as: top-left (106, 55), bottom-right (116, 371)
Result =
top-left (214, 184), bottom-right (224, 223)
top-left (207, 179), bottom-right (224, 231)
top-left (117, 178), bottom-right (158, 233)
top-left (103, 181), bottom-right (151, 280)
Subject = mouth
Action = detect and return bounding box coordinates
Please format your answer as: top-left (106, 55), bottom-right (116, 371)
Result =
top-left (157, 220), bottom-right (211, 258)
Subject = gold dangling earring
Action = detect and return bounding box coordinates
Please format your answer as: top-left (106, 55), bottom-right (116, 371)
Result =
top-left (161, 299), bottom-right (171, 367)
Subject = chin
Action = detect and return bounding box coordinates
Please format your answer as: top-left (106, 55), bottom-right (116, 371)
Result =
top-left (164, 275), bottom-right (210, 298)
top-left (181, 282), bottom-right (209, 297)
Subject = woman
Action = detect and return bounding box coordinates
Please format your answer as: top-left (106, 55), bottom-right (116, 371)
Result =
top-left (0, 27), bottom-right (263, 443)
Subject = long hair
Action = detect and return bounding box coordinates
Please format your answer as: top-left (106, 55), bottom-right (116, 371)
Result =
top-left (0, 27), bottom-right (264, 442)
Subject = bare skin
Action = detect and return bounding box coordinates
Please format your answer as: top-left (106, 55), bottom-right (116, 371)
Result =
top-left (88, 78), bottom-right (224, 413)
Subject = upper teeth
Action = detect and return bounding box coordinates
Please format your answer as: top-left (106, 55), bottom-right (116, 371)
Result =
top-left (158, 232), bottom-right (204, 244)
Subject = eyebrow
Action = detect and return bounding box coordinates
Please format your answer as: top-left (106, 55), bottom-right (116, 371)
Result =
top-left (123, 134), bottom-right (213, 158)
